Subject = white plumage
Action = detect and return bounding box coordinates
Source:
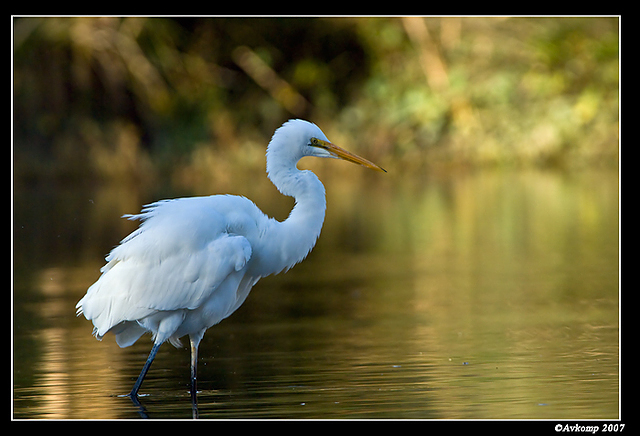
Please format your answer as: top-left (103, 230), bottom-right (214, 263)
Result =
top-left (75, 119), bottom-right (384, 404)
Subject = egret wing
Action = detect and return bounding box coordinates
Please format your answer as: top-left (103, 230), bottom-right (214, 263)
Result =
top-left (76, 196), bottom-right (255, 340)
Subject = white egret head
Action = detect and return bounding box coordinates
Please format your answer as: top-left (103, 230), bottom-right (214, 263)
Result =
top-left (266, 119), bottom-right (385, 179)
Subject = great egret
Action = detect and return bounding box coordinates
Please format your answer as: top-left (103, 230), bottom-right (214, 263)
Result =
top-left (75, 119), bottom-right (385, 405)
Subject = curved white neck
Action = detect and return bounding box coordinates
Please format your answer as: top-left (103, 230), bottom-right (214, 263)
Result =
top-left (263, 155), bottom-right (327, 275)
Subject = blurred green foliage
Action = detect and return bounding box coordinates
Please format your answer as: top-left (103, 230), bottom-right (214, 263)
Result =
top-left (13, 17), bottom-right (619, 185)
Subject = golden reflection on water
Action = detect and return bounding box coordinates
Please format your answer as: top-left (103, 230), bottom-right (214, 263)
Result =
top-left (13, 169), bottom-right (619, 419)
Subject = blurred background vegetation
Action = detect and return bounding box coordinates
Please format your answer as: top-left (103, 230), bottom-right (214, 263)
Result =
top-left (13, 16), bottom-right (619, 190)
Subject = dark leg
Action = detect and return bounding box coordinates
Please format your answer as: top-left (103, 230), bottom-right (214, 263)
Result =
top-left (190, 337), bottom-right (199, 418)
top-left (189, 332), bottom-right (204, 419)
top-left (129, 342), bottom-right (161, 398)
top-left (190, 339), bottom-right (199, 398)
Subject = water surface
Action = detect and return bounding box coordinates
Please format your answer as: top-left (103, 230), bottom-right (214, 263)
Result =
top-left (13, 169), bottom-right (619, 419)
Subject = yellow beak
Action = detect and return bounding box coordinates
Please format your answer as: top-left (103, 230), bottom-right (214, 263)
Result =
top-left (312, 139), bottom-right (386, 173)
